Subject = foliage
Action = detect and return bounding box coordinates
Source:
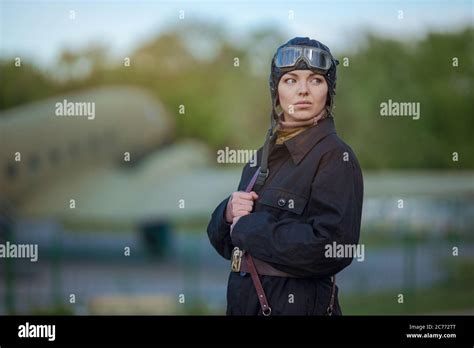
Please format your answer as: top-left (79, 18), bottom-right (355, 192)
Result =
top-left (1, 24), bottom-right (472, 169)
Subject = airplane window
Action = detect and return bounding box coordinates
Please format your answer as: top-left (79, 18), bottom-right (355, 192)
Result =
top-left (28, 154), bottom-right (40, 174)
top-left (5, 162), bottom-right (18, 180)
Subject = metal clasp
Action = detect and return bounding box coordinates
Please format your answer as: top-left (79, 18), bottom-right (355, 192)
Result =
top-left (231, 247), bottom-right (243, 272)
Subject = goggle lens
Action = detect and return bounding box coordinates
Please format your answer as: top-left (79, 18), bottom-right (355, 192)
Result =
top-left (275, 46), bottom-right (333, 71)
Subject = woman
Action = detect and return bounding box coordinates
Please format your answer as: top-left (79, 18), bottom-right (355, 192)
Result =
top-left (207, 37), bottom-right (364, 315)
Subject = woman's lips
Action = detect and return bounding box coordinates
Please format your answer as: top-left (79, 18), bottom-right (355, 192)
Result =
top-left (294, 102), bottom-right (312, 108)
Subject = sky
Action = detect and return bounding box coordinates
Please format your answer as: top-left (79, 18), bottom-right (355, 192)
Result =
top-left (0, 0), bottom-right (472, 67)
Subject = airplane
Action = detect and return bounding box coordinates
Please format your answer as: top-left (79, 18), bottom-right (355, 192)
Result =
top-left (0, 85), bottom-right (242, 227)
top-left (0, 85), bottom-right (242, 314)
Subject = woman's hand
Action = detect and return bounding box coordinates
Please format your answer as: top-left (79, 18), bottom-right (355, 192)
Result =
top-left (225, 191), bottom-right (259, 225)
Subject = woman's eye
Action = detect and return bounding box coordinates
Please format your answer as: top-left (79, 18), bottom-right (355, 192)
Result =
top-left (285, 78), bottom-right (296, 84)
top-left (311, 78), bottom-right (322, 84)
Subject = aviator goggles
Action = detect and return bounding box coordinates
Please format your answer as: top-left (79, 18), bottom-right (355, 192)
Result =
top-left (274, 45), bottom-right (336, 72)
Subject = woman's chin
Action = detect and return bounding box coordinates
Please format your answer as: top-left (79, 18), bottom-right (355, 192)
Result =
top-left (289, 110), bottom-right (317, 120)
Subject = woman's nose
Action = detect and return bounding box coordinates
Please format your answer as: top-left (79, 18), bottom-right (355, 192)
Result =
top-left (298, 88), bottom-right (309, 96)
top-left (297, 82), bottom-right (309, 95)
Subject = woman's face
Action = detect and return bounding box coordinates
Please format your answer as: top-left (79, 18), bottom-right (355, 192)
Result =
top-left (277, 70), bottom-right (328, 122)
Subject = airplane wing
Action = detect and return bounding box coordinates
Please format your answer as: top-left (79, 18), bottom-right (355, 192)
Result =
top-left (16, 140), bottom-right (241, 226)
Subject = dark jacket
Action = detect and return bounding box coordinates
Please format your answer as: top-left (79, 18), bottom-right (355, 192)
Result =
top-left (207, 116), bottom-right (364, 315)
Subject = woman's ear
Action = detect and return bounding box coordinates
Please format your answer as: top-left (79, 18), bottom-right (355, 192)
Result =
top-left (275, 96), bottom-right (284, 116)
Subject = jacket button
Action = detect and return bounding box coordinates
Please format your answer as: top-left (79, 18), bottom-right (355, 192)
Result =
top-left (278, 198), bottom-right (286, 207)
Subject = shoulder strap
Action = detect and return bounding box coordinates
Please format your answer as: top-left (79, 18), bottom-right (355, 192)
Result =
top-left (327, 275), bottom-right (336, 316)
top-left (243, 165), bottom-right (272, 315)
top-left (253, 126), bottom-right (277, 191)
top-left (245, 251), bottom-right (271, 316)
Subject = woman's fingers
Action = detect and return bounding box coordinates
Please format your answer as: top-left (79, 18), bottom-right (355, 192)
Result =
top-left (233, 198), bottom-right (255, 211)
top-left (233, 205), bottom-right (253, 215)
top-left (228, 190), bottom-right (260, 221)
top-left (233, 191), bottom-right (259, 201)
top-left (233, 210), bottom-right (250, 217)
top-left (234, 198), bottom-right (254, 207)
top-left (231, 193), bottom-right (258, 206)
top-left (233, 201), bottom-right (253, 212)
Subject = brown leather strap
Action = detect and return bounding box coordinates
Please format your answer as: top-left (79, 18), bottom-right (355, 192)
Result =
top-left (245, 251), bottom-right (272, 316)
top-left (327, 275), bottom-right (336, 316)
top-left (242, 167), bottom-right (272, 315)
top-left (236, 256), bottom-right (300, 278)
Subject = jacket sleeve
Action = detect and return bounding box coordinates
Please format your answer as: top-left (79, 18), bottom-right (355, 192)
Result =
top-left (230, 148), bottom-right (364, 277)
top-left (206, 195), bottom-right (234, 260)
top-left (206, 160), bottom-right (257, 260)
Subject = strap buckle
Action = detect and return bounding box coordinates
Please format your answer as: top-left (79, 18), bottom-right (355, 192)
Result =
top-left (254, 169), bottom-right (269, 187)
top-left (231, 247), bottom-right (243, 272)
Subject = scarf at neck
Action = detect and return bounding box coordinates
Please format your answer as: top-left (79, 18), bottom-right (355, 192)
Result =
top-left (275, 108), bottom-right (327, 145)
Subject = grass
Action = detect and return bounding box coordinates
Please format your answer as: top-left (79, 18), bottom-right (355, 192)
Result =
top-left (340, 259), bottom-right (474, 315)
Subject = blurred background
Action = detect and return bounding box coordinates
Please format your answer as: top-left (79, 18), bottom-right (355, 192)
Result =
top-left (0, 0), bottom-right (473, 315)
